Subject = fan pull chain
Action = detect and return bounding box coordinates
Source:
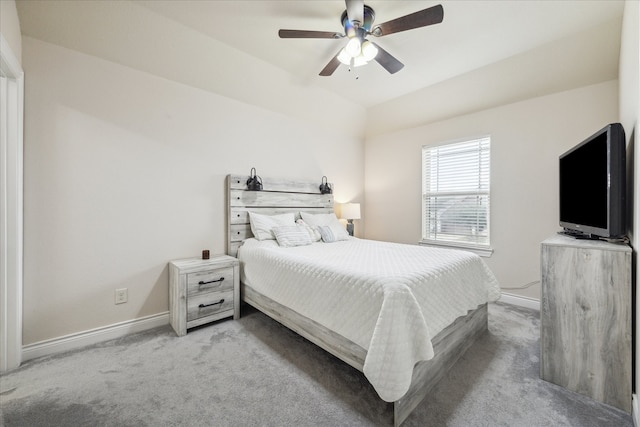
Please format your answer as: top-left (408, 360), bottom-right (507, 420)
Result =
top-left (349, 57), bottom-right (359, 80)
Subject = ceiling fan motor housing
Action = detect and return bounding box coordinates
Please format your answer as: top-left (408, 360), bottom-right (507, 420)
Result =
top-left (341, 5), bottom-right (375, 33)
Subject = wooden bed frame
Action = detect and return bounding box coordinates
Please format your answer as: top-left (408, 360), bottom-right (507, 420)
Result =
top-left (226, 174), bottom-right (488, 426)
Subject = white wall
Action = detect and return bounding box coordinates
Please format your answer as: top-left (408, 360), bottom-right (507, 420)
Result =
top-left (618, 0), bottom-right (639, 414)
top-left (21, 37), bottom-right (364, 345)
top-left (364, 81), bottom-right (618, 300)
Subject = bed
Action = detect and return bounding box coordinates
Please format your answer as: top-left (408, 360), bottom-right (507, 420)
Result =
top-left (226, 174), bottom-right (500, 426)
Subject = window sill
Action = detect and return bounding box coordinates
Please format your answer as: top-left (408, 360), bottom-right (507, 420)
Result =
top-left (419, 240), bottom-right (494, 258)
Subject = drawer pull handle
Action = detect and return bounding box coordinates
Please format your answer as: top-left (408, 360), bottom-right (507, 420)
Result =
top-left (198, 277), bottom-right (224, 286)
top-left (199, 299), bottom-right (225, 309)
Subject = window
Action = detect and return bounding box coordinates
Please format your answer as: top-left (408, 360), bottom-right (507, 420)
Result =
top-left (421, 136), bottom-right (492, 256)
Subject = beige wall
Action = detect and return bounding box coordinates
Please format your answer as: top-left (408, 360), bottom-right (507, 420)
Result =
top-left (619, 0), bottom-right (639, 411)
top-left (0, 0), bottom-right (22, 65)
top-left (364, 80), bottom-right (618, 300)
top-left (21, 37), bottom-right (364, 344)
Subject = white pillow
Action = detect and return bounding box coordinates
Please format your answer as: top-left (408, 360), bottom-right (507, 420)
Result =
top-left (248, 212), bottom-right (296, 241)
top-left (295, 219), bottom-right (322, 242)
top-left (318, 225), bottom-right (349, 243)
top-left (299, 212), bottom-right (342, 227)
top-left (272, 225), bottom-right (313, 247)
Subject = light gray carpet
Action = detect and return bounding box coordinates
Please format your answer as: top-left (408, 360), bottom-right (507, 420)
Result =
top-left (0, 302), bottom-right (633, 426)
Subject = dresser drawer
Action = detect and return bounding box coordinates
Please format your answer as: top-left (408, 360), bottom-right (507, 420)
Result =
top-left (187, 267), bottom-right (233, 296)
top-left (187, 289), bottom-right (234, 322)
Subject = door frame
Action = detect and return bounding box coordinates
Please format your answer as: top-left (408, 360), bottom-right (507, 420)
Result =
top-left (0, 33), bottom-right (24, 373)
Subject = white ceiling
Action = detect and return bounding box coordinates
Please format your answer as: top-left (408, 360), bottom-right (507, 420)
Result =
top-left (16, 0), bottom-right (625, 112)
top-left (135, 0), bottom-right (625, 107)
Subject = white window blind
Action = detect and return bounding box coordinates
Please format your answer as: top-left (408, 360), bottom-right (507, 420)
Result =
top-left (422, 137), bottom-right (491, 249)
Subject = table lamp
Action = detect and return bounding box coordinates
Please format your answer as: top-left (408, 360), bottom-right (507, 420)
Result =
top-left (341, 203), bottom-right (361, 236)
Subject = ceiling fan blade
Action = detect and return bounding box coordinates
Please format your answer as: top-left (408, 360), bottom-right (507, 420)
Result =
top-left (279, 29), bottom-right (342, 39)
top-left (319, 51), bottom-right (342, 76)
top-left (371, 42), bottom-right (404, 74)
top-left (372, 4), bottom-right (444, 37)
top-left (345, 0), bottom-right (364, 26)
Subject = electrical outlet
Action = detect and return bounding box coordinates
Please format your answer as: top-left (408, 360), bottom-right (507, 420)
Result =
top-left (115, 288), bottom-right (128, 305)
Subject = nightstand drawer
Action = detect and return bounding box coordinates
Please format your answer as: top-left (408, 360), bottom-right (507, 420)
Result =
top-left (187, 267), bottom-right (233, 296)
top-left (187, 289), bottom-right (234, 321)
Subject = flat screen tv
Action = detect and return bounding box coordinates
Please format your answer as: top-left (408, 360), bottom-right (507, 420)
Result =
top-left (559, 123), bottom-right (626, 239)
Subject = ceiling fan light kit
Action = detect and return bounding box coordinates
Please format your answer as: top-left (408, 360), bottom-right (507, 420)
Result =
top-left (278, 1), bottom-right (444, 76)
top-left (337, 37), bottom-right (378, 66)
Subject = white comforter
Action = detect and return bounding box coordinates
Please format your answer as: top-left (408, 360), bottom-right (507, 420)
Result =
top-left (238, 237), bottom-right (501, 402)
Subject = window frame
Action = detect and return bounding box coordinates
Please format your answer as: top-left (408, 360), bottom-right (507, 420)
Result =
top-left (420, 136), bottom-right (494, 257)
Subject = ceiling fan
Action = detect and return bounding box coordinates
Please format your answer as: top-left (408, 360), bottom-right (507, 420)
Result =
top-left (278, 0), bottom-right (444, 76)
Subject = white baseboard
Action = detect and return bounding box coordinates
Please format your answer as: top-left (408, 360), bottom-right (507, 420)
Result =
top-left (22, 312), bottom-right (169, 362)
top-left (499, 292), bottom-right (540, 311)
top-left (633, 394), bottom-right (639, 427)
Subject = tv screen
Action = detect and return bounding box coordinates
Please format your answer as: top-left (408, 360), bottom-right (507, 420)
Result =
top-left (559, 123), bottom-right (626, 239)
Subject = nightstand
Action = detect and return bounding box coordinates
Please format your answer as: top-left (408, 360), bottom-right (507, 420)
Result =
top-left (169, 255), bottom-right (240, 336)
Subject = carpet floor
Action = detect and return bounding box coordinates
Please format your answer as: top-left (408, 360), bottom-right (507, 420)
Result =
top-left (0, 302), bottom-right (633, 426)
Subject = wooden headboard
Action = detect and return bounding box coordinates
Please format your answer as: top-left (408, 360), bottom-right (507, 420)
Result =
top-left (226, 174), bottom-right (334, 257)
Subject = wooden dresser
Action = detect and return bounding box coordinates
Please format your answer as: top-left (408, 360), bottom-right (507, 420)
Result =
top-left (540, 234), bottom-right (631, 412)
top-left (169, 255), bottom-right (240, 336)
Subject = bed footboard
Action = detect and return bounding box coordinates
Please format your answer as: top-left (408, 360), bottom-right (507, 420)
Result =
top-left (242, 282), bottom-right (488, 426)
top-left (393, 303), bottom-right (488, 426)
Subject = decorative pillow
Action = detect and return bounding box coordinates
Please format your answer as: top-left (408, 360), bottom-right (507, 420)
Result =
top-left (248, 212), bottom-right (296, 241)
top-left (300, 212), bottom-right (349, 242)
top-left (318, 225), bottom-right (349, 243)
top-left (272, 225), bottom-right (313, 248)
top-left (295, 219), bottom-right (322, 242)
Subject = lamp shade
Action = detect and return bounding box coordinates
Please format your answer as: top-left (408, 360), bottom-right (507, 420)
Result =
top-left (337, 48), bottom-right (351, 65)
top-left (361, 40), bottom-right (378, 61)
top-left (341, 203), bottom-right (361, 220)
top-left (345, 38), bottom-right (361, 57)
